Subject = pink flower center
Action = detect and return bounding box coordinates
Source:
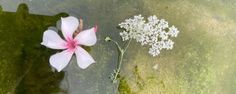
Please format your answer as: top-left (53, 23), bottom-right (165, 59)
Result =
top-left (66, 38), bottom-right (78, 51)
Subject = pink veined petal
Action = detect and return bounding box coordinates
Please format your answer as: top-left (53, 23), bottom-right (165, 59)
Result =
top-left (75, 26), bottom-right (97, 46)
top-left (61, 16), bottom-right (79, 40)
top-left (75, 46), bottom-right (95, 69)
top-left (41, 30), bottom-right (67, 49)
top-left (49, 50), bottom-right (74, 72)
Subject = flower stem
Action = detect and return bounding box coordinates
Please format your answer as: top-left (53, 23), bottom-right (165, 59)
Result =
top-left (112, 50), bottom-right (124, 83)
top-left (106, 37), bottom-right (132, 83)
top-left (124, 39), bottom-right (132, 52)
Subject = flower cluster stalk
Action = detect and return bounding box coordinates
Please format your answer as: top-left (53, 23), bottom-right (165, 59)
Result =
top-left (105, 37), bottom-right (131, 83)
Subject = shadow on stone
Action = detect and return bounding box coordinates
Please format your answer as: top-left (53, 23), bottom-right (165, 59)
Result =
top-left (0, 3), bottom-right (68, 94)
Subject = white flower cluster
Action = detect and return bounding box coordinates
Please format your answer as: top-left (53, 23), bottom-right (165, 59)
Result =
top-left (119, 15), bottom-right (179, 57)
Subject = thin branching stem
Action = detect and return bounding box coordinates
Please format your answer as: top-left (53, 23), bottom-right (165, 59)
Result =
top-left (110, 39), bottom-right (123, 53)
top-left (124, 39), bottom-right (132, 52)
top-left (112, 51), bottom-right (124, 83)
top-left (108, 38), bottom-right (131, 83)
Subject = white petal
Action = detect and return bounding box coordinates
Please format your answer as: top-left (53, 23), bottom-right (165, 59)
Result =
top-left (61, 16), bottom-right (79, 40)
top-left (41, 30), bottom-right (67, 49)
top-left (75, 46), bottom-right (95, 69)
top-left (49, 50), bottom-right (74, 72)
top-left (75, 26), bottom-right (97, 46)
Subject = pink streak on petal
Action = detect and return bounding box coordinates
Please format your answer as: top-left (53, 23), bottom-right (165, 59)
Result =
top-left (65, 38), bottom-right (78, 52)
top-left (61, 16), bottom-right (79, 40)
top-left (74, 27), bottom-right (97, 46)
top-left (94, 25), bottom-right (98, 32)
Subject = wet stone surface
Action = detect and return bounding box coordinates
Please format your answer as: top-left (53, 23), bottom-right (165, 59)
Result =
top-left (0, 0), bottom-right (236, 94)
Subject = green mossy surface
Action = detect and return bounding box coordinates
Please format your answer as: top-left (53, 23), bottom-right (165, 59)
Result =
top-left (118, 78), bottom-right (132, 94)
top-left (0, 4), bottom-right (67, 94)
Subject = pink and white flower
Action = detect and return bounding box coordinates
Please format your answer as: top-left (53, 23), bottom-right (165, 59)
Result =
top-left (41, 16), bottom-right (97, 72)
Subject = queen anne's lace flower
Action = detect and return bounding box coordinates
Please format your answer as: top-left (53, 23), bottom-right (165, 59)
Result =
top-left (119, 15), bottom-right (179, 57)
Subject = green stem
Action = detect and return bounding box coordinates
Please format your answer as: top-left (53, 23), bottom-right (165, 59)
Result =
top-left (112, 50), bottom-right (124, 83)
top-left (124, 39), bottom-right (132, 52)
top-left (110, 39), bottom-right (123, 52)
top-left (109, 38), bottom-right (132, 83)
